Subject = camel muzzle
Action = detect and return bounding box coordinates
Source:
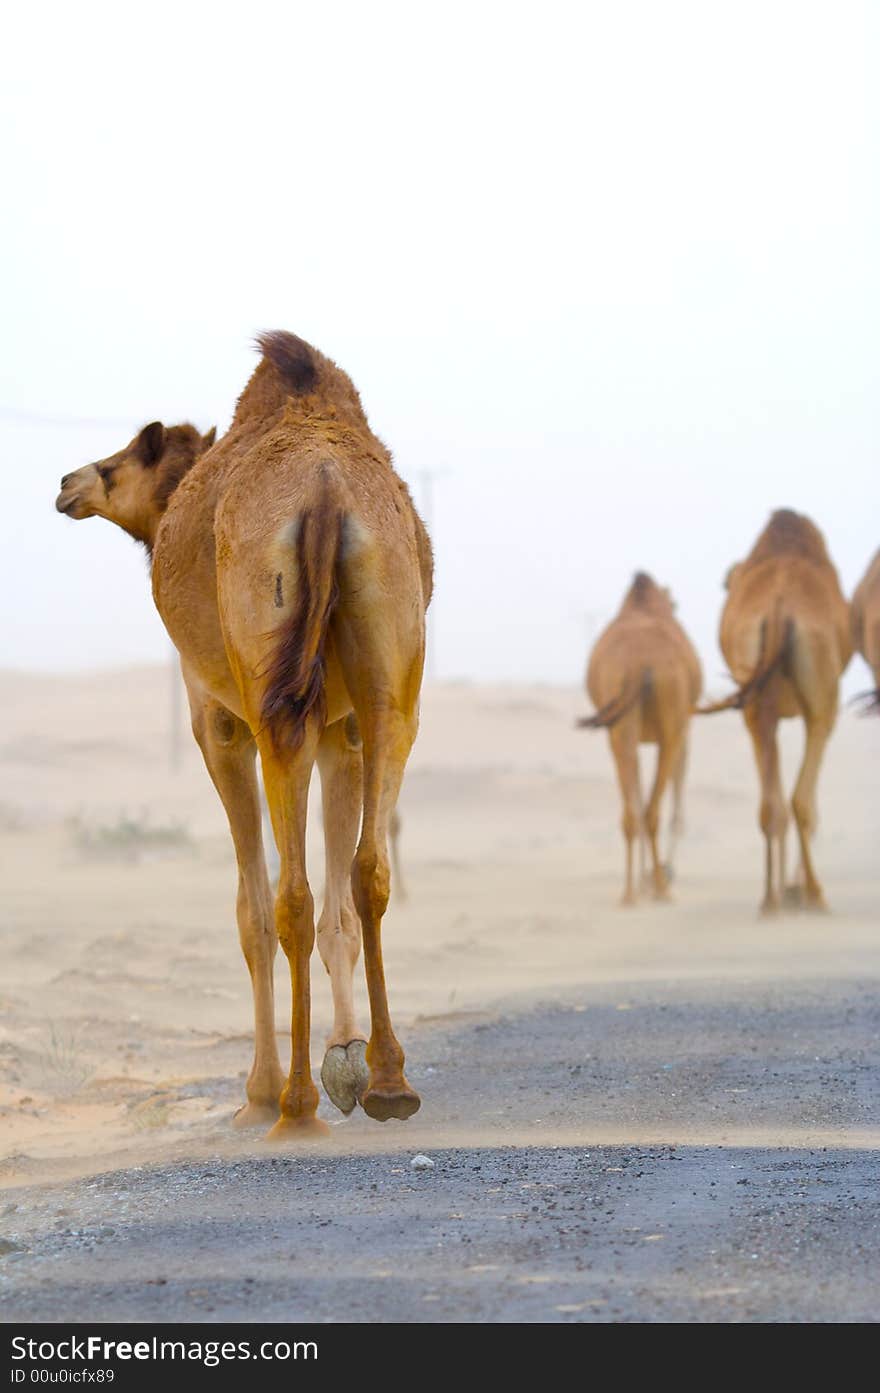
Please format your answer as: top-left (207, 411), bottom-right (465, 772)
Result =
top-left (55, 489), bottom-right (82, 516)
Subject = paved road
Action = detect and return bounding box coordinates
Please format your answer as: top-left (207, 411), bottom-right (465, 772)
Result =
top-left (2, 981), bottom-right (879, 1322)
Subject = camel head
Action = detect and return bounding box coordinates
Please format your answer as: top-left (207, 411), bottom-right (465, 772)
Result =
top-left (55, 422), bottom-right (216, 547)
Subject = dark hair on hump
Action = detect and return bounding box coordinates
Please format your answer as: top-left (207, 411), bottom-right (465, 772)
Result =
top-left (255, 331), bottom-right (319, 396)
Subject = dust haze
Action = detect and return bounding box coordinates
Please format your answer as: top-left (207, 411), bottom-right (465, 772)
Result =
top-left (1, 0), bottom-right (879, 1325)
top-left (1, 3), bottom-right (877, 692)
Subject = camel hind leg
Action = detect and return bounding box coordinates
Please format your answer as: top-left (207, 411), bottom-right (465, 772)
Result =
top-left (257, 722), bottom-right (329, 1139)
top-left (665, 738), bottom-right (688, 878)
top-left (187, 686), bottom-right (284, 1128)
top-left (608, 718), bottom-right (642, 907)
top-left (635, 766), bottom-right (650, 893)
top-left (316, 714), bottom-right (370, 1115)
top-left (353, 703), bottom-right (420, 1119)
top-left (643, 672), bottom-right (689, 901)
top-left (335, 618), bottom-right (422, 1121)
top-left (791, 719), bottom-right (832, 912)
top-left (788, 634), bottom-right (838, 912)
top-left (743, 700), bottom-right (788, 915)
top-left (644, 732), bottom-right (684, 901)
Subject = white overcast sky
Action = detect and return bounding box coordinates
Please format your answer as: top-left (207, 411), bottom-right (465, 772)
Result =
top-left (1, 1), bottom-right (877, 694)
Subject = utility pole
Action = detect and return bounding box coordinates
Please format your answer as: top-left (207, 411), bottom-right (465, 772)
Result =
top-left (572, 608), bottom-right (603, 684)
top-left (169, 646), bottom-right (183, 771)
top-left (582, 609), bottom-right (601, 652)
top-left (418, 467), bottom-right (449, 683)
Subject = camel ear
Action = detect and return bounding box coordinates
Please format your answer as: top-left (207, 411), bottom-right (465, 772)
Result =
top-left (202, 426), bottom-right (217, 451)
top-left (724, 562), bottom-right (741, 591)
top-left (135, 422), bottom-right (167, 466)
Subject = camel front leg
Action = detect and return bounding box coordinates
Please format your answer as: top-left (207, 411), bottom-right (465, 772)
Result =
top-left (316, 716), bottom-right (370, 1116)
top-left (187, 686), bottom-right (284, 1127)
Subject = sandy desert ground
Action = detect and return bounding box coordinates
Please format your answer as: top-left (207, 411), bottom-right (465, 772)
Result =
top-left (0, 666), bottom-right (878, 1322)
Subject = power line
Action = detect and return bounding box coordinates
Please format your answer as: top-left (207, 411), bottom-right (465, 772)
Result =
top-left (0, 406), bottom-right (137, 429)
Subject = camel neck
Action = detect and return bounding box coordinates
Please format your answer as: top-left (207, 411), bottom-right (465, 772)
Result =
top-left (119, 506), bottom-right (162, 554)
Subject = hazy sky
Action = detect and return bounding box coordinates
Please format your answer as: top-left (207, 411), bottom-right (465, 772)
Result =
top-left (2, 1), bottom-right (877, 696)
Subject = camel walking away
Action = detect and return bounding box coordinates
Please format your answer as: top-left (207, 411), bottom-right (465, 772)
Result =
top-left (578, 572), bottom-right (702, 905)
top-left (851, 548), bottom-right (880, 709)
top-left (56, 331), bottom-right (433, 1137)
top-left (700, 509), bottom-right (850, 914)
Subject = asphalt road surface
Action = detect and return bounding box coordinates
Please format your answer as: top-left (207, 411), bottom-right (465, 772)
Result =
top-left (2, 978), bottom-right (878, 1323)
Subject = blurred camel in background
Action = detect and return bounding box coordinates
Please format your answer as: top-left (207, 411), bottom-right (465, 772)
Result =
top-left (56, 330), bottom-right (433, 1137)
top-left (389, 807), bottom-right (407, 901)
top-left (578, 572), bottom-right (702, 905)
top-left (700, 509), bottom-right (850, 914)
top-left (851, 548), bottom-right (880, 711)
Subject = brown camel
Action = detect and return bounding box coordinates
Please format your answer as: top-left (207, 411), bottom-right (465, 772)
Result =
top-left (56, 331), bottom-right (433, 1137)
top-left (578, 572), bottom-right (702, 905)
top-left (700, 509), bottom-right (850, 914)
top-left (851, 548), bottom-right (880, 709)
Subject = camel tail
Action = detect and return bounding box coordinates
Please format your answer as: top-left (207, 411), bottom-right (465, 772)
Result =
top-left (868, 619), bottom-right (880, 712)
top-left (577, 670), bottom-right (651, 730)
top-left (260, 494), bottom-right (344, 750)
top-left (852, 687), bottom-right (880, 714)
top-left (698, 604), bottom-right (793, 715)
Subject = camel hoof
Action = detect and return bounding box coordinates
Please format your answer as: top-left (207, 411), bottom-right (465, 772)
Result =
top-left (362, 1085), bottom-right (421, 1122)
top-left (760, 897), bottom-right (781, 917)
top-left (321, 1040), bottom-right (369, 1116)
top-left (803, 895), bottom-right (830, 915)
top-left (782, 884), bottom-right (804, 908)
top-left (620, 894), bottom-right (637, 909)
top-left (232, 1099), bottom-right (281, 1129)
top-left (265, 1114), bottom-right (331, 1143)
top-left (663, 863), bottom-right (676, 884)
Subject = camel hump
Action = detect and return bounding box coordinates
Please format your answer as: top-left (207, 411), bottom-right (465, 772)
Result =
top-left (620, 571), bottom-right (676, 618)
top-left (624, 571), bottom-right (658, 607)
top-left (749, 509), bottom-right (830, 567)
top-left (255, 330), bottom-right (319, 396)
top-left (630, 571), bottom-right (655, 600)
top-left (260, 487), bottom-right (345, 750)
